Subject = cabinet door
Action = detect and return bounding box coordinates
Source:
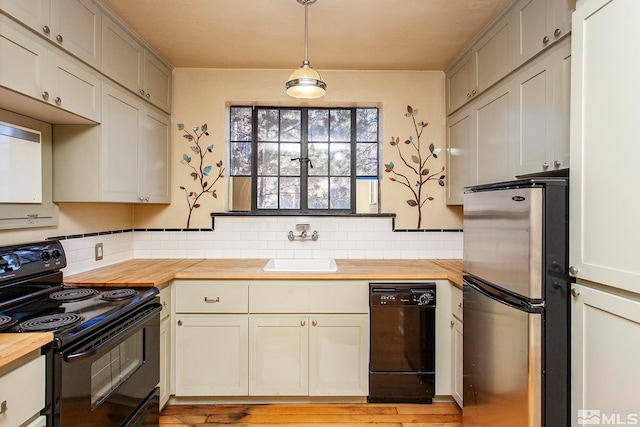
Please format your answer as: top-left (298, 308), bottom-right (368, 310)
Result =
top-left (0, 0), bottom-right (50, 38)
top-left (175, 315), bottom-right (249, 396)
top-left (571, 283), bottom-right (640, 425)
top-left (308, 315), bottom-right (368, 396)
top-left (159, 314), bottom-right (170, 409)
top-left (473, 83), bottom-right (514, 185)
top-left (513, 0), bottom-right (547, 64)
top-left (569, 0), bottom-right (640, 293)
top-left (446, 52), bottom-right (475, 115)
top-left (51, 53), bottom-right (101, 122)
top-left (140, 106), bottom-right (170, 203)
top-left (0, 15), bottom-right (48, 100)
top-left (249, 316), bottom-right (309, 396)
top-left (446, 105), bottom-right (473, 205)
top-left (473, 17), bottom-right (512, 93)
top-left (143, 50), bottom-right (172, 113)
top-left (51, 0), bottom-right (101, 69)
top-left (101, 82), bottom-right (143, 202)
top-left (552, 41), bottom-right (571, 172)
top-left (451, 316), bottom-right (463, 407)
top-left (101, 14), bottom-right (143, 94)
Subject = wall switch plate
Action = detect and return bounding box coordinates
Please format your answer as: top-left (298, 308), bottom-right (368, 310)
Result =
top-left (95, 243), bottom-right (103, 260)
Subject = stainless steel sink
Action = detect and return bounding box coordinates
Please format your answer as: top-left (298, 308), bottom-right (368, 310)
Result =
top-left (262, 258), bottom-right (338, 272)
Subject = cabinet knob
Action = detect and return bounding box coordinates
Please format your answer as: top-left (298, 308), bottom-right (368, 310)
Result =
top-left (177, 320), bottom-right (183, 326)
top-left (471, 89), bottom-right (477, 96)
top-left (467, 93), bottom-right (471, 99)
top-left (42, 25), bottom-right (51, 35)
top-left (54, 97), bottom-right (62, 106)
top-left (312, 320), bottom-right (317, 326)
top-left (543, 36), bottom-right (550, 45)
top-left (300, 320), bottom-right (306, 327)
top-left (56, 34), bottom-right (63, 43)
top-left (554, 160), bottom-right (563, 168)
top-left (162, 301), bottom-right (167, 308)
top-left (140, 90), bottom-right (145, 96)
top-left (451, 320), bottom-right (455, 327)
top-left (554, 28), bottom-right (562, 38)
top-left (569, 265), bottom-right (579, 276)
top-left (542, 162), bottom-right (549, 170)
top-left (458, 302), bottom-right (463, 308)
top-left (42, 91), bottom-right (50, 101)
top-left (144, 196), bottom-right (150, 202)
top-left (146, 93), bottom-right (151, 99)
top-left (570, 288), bottom-right (581, 298)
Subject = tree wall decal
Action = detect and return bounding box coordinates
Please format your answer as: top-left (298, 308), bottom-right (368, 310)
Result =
top-left (384, 105), bottom-right (445, 229)
top-left (177, 123), bottom-right (225, 228)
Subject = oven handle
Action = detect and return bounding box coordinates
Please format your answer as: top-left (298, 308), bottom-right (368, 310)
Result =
top-left (64, 303), bottom-right (161, 363)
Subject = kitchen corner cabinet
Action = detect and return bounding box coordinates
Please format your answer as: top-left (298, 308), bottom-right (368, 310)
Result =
top-left (571, 283), bottom-right (640, 423)
top-left (450, 285), bottom-right (463, 408)
top-left (513, 38), bottom-right (570, 176)
top-left (53, 81), bottom-right (170, 203)
top-left (158, 285), bottom-right (172, 410)
top-left (569, 0), bottom-right (640, 294)
top-left (102, 14), bottom-right (172, 113)
top-left (0, 14), bottom-right (101, 123)
top-left (511, 0), bottom-right (575, 67)
top-left (0, 0), bottom-right (102, 69)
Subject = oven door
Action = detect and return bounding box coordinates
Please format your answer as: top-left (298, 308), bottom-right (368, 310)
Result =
top-left (50, 303), bottom-right (161, 427)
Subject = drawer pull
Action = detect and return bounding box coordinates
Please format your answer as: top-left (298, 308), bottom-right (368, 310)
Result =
top-left (0, 400), bottom-right (7, 414)
top-left (300, 320), bottom-right (306, 327)
top-left (204, 296), bottom-right (220, 303)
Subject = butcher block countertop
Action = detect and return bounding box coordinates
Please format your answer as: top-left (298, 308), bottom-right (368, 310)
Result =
top-left (64, 259), bottom-right (463, 287)
top-left (0, 333), bottom-right (52, 369)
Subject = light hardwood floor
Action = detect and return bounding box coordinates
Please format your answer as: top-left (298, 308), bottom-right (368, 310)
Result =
top-left (160, 402), bottom-right (462, 426)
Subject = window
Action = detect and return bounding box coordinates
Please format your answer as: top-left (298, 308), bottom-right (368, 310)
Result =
top-left (229, 106), bottom-right (379, 213)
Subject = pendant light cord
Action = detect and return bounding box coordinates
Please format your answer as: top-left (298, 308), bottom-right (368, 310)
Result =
top-left (303, 0), bottom-right (309, 63)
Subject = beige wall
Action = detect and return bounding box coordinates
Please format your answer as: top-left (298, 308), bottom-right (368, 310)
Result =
top-left (135, 68), bottom-right (463, 230)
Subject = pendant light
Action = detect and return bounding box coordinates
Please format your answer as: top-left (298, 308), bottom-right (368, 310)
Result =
top-left (285, 0), bottom-right (327, 99)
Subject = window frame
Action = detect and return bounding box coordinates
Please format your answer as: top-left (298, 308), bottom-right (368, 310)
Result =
top-left (229, 106), bottom-right (379, 215)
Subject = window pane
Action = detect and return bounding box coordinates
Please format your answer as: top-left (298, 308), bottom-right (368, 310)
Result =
top-left (330, 110), bottom-right (351, 141)
top-left (258, 109), bottom-right (279, 141)
top-left (308, 142), bottom-right (328, 176)
top-left (230, 142), bottom-right (252, 176)
top-left (230, 107), bottom-right (252, 141)
top-left (280, 110), bottom-right (301, 141)
top-left (279, 177), bottom-right (300, 209)
top-left (330, 177), bottom-right (351, 209)
top-left (308, 177), bottom-right (328, 209)
top-left (308, 109), bottom-right (329, 141)
top-left (330, 143), bottom-right (351, 176)
top-left (280, 143), bottom-right (301, 176)
top-left (356, 143), bottom-right (378, 176)
top-left (257, 143), bottom-right (279, 175)
top-left (257, 177), bottom-right (278, 209)
top-left (356, 108), bottom-right (378, 142)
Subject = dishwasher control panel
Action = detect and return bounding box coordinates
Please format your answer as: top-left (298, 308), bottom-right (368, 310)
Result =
top-left (370, 283), bottom-right (436, 307)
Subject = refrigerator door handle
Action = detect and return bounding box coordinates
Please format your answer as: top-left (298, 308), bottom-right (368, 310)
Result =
top-left (463, 276), bottom-right (543, 313)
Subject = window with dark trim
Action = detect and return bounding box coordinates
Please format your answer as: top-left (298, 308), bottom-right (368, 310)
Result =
top-left (229, 106), bottom-right (379, 214)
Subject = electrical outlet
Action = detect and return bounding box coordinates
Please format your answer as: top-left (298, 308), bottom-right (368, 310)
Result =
top-left (95, 243), bottom-right (103, 261)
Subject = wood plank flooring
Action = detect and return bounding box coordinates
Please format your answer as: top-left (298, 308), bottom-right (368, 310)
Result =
top-left (160, 402), bottom-right (462, 426)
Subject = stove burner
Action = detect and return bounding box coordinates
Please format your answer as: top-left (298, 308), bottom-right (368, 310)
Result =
top-left (49, 288), bottom-right (98, 302)
top-left (0, 315), bottom-right (16, 331)
top-left (19, 313), bottom-right (83, 332)
top-left (101, 288), bottom-right (138, 301)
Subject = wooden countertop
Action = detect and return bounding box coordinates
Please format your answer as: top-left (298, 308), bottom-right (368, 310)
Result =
top-left (0, 333), bottom-right (52, 369)
top-left (64, 259), bottom-right (463, 287)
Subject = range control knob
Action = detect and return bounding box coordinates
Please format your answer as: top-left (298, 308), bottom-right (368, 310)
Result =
top-left (41, 251), bottom-right (51, 262)
top-left (51, 249), bottom-right (61, 259)
top-left (417, 292), bottom-right (433, 306)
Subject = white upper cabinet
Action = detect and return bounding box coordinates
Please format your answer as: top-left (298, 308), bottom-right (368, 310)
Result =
top-left (102, 14), bottom-right (172, 113)
top-left (446, 52), bottom-right (475, 115)
top-left (512, 0), bottom-right (575, 67)
top-left (0, 0), bottom-right (102, 69)
top-left (0, 14), bottom-right (101, 123)
top-left (513, 38), bottom-right (570, 176)
top-left (446, 105), bottom-right (473, 205)
top-left (569, 0), bottom-right (640, 294)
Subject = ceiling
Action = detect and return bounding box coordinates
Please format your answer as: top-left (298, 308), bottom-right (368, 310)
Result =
top-left (100, 0), bottom-right (512, 71)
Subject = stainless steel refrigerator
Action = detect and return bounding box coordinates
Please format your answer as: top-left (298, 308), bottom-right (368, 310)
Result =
top-left (462, 178), bottom-right (571, 427)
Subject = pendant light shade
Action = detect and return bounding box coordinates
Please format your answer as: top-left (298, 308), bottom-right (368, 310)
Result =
top-left (286, 0), bottom-right (326, 99)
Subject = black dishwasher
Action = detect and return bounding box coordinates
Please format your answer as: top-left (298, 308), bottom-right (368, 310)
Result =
top-left (368, 282), bottom-right (436, 403)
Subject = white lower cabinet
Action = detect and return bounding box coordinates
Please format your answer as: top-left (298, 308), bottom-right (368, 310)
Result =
top-left (571, 283), bottom-right (640, 426)
top-left (450, 285), bottom-right (463, 407)
top-left (0, 354), bottom-right (45, 427)
top-left (175, 315), bottom-right (249, 396)
top-left (158, 285), bottom-right (172, 409)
